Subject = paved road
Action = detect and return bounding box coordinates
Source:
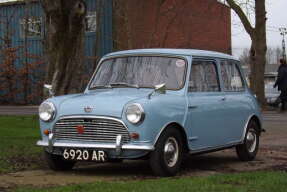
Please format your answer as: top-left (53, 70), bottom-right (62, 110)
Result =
top-left (0, 106), bottom-right (38, 115)
top-left (263, 110), bottom-right (287, 123)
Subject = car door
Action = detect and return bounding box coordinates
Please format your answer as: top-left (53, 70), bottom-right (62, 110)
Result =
top-left (219, 59), bottom-right (251, 143)
top-left (185, 59), bottom-right (228, 151)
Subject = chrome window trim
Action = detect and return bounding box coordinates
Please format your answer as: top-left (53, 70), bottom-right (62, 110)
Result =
top-left (189, 58), bottom-right (221, 93)
top-left (218, 59), bottom-right (247, 92)
top-left (87, 54), bottom-right (188, 91)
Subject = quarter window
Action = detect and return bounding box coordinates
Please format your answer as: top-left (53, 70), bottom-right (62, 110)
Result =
top-left (220, 60), bottom-right (244, 91)
top-left (189, 60), bottom-right (220, 92)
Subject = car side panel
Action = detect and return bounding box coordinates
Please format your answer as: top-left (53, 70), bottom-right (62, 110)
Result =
top-left (123, 94), bottom-right (188, 147)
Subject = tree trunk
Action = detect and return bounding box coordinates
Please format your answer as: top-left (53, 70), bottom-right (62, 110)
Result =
top-left (41, 0), bottom-right (87, 96)
top-left (226, 0), bottom-right (267, 105)
top-left (252, 0), bottom-right (267, 105)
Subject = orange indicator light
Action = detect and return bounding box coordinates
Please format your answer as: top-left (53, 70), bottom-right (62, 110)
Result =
top-left (130, 133), bottom-right (140, 140)
top-left (43, 129), bottom-right (50, 135)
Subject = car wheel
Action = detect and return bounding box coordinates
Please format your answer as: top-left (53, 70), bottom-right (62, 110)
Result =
top-left (44, 150), bottom-right (75, 171)
top-left (236, 119), bottom-right (260, 161)
top-left (149, 127), bottom-right (184, 177)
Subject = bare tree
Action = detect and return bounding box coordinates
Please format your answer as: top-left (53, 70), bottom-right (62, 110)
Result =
top-left (226, 0), bottom-right (267, 105)
top-left (266, 47), bottom-right (282, 65)
top-left (240, 47), bottom-right (281, 72)
top-left (40, 0), bottom-right (87, 96)
top-left (239, 48), bottom-right (250, 67)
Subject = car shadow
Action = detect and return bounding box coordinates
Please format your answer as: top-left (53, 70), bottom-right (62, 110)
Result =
top-left (71, 150), bottom-right (241, 177)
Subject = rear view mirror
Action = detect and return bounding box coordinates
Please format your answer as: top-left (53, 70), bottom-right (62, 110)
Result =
top-left (44, 84), bottom-right (54, 97)
top-left (148, 83), bottom-right (166, 99)
top-left (155, 83), bottom-right (166, 94)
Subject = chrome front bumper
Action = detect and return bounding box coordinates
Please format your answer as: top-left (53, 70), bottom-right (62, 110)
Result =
top-left (37, 133), bottom-right (154, 155)
top-left (37, 140), bottom-right (154, 150)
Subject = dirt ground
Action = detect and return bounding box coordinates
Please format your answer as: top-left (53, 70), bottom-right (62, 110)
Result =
top-left (0, 111), bottom-right (286, 190)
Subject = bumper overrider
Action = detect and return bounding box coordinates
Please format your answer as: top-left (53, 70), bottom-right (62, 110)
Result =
top-left (37, 134), bottom-right (155, 156)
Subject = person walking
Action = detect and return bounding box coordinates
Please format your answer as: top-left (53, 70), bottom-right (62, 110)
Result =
top-left (274, 59), bottom-right (287, 111)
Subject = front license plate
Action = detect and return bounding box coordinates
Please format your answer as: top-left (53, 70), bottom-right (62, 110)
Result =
top-left (62, 149), bottom-right (106, 162)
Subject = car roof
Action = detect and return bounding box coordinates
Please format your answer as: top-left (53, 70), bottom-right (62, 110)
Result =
top-left (104, 48), bottom-right (237, 60)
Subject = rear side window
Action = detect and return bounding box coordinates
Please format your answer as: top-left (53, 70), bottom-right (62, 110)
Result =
top-left (220, 60), bottom-right (245, 91)
top-left (189, 60), bottom-right (220, 92)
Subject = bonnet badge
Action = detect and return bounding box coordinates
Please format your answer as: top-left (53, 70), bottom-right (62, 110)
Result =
top-left (84, 106), bottom-right (93, 113)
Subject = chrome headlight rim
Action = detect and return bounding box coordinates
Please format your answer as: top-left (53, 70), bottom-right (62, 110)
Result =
top-left (125, 103), bottom-right (145, 124)
top-left (39, 101), bottom-right (56, 122)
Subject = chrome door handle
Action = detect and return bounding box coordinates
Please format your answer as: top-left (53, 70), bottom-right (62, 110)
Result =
top-left (221, 97), bottom-right (226, 101)
top-left (188, 105), bottom-right (198, 109)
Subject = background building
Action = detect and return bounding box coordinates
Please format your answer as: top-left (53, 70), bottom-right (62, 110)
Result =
top-left (114, 0), bottom-right (231, 54)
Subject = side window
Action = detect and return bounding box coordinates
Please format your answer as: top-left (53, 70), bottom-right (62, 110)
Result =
top-left (189, 60), bottom-right (220, 92)
top-left (220, 60), bottom-right (244, 91)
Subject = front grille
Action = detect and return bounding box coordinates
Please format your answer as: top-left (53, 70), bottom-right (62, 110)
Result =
top-left (53, 117), bottom-right (130, 144)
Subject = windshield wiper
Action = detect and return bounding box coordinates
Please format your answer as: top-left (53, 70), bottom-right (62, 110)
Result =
top-left (90, 84), bottom-right (112, 89)
top-left (109, 82), bottom-right (139, 88)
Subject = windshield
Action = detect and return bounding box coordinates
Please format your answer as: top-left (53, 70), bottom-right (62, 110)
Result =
top-left (89, 56), bottom-right (186, 90)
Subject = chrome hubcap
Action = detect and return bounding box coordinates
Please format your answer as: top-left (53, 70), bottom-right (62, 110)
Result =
top-left (164, 137), bottom-right (179, 168)
top-left (246, 130), bottom-right (257, 153)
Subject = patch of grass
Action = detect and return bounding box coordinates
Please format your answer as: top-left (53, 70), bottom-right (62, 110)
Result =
top-left (15, 171), bottom-right (287, 192)
top-left (0, 116), bottom-right (42, 173)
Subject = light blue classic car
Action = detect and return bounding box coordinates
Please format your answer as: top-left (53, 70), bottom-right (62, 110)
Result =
top-left (37, 49), bottom-right (263, 176)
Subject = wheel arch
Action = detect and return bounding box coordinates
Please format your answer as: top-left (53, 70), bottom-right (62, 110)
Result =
top-left (250, 115), bottom-right (263, 135)
top-left (154, 122), bottom-right (189, 153)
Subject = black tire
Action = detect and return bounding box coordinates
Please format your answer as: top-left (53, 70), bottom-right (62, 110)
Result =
top-left (149, 127), bottom-right (184, 177)
top-left (236, 119), bottom-right (260, 161)
top-left (44, 150), bottom-right (75, 171)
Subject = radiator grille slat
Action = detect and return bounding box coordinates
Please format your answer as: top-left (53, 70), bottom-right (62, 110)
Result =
top-left (53, 117), bottom-right (130, 144)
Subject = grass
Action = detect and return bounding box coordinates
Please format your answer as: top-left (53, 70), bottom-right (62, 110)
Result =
top-left (15, 171), bottom-right (287, 192)
top-left (0, 116), bottom-right (286, 192)
top-left (0, 115), bottom-right (42, 173)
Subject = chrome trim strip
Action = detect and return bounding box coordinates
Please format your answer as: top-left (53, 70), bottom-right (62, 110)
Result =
top-left (48, 133), bottom-right (54, 152)
top-left (116, 135), bottom-right (123, 155)
top-left (188, 136), bottom-right (198, 141)
top-left (37, 140), bottom-right (154, 151)
top-left (153, 122), bottom-right (175, 146)
top-left (189, 142), bottom-right (241, 154)
top-left (241, 114), bottom-right (256, 143)
top-left (58, 115), bottom-right (128, 130)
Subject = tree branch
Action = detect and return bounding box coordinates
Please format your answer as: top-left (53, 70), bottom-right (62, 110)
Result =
top-left (226, 0), bottom-right (254, 38)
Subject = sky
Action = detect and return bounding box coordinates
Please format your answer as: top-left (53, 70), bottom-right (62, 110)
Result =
top-left (232, 0), bottom-right (287, 57)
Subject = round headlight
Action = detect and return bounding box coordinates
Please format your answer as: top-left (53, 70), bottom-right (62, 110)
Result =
top-left (39, 101), bottom-right (56, 122)
top-left (126, 103), bottom-right (145, 124)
